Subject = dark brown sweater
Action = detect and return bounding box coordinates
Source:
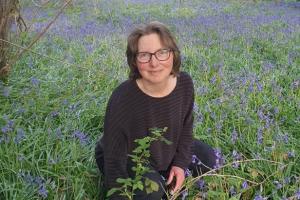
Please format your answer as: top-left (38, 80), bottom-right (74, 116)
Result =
top-left (102, 71), bottom-right (194, 198)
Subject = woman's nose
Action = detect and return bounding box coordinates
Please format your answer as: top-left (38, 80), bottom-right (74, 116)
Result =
top-left (149, 55), bottom-right (159, 67)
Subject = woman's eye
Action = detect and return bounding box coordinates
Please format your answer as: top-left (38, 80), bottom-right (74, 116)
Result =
top-left (139, 53), bottom-right (148, 58)
top-left (158, 49), bottom-right (168, 55)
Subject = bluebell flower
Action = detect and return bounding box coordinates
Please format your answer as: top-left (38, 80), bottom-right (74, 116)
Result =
top-left (197, 86), bottom-right (209, 95)
top-left (295, 189), bottom-right (300, 199)
top-left (55, 128), bottom-right (63, 139)
top-left (214, 148), bottom-right (225, 169)
top-left (1, 126), bottom-right (10, 133)
top-left (69, 102), bottom-right (80, 111)
top-left (242, 181), bottom-right (248, 189)
top-left (38, 184), bottom-right (48, 198)
top-left (283, 177), bottom-right (290, 184)
top-left (62, 99), bottom-right (69, 106)
top-left (192, 155), bottom-right (198, 164)
top-left (30, 77), bottom-right (40, 87)
top-left (17, 107), bottom-right (26, 114)
top-left (248, 81), bottom-right (254, 93)
top-left (34, 176), bottom-right (45, 185)
top-left (291, 80), bottom-right (299, 90)
top-left (50, 111), bottom-right (59, 118)
top-left (256, 81), bottom-right (263, 92)
top-left (254, 194), bottom-right (264, 200)
top-left (282, 134), bottom-right (289, 144)
top-left (273, 180), bottom-right (282, 190)
top-left (210, 75), bottom-right (217, 84)
top-left (288, 150), bottom-right (295, 158)
top-left (181, 189), bottom-right (188, 200)
top-left (23, 173), bottom-right (35, 186)
top-left (14, 128), bottom-right (26, 144)
top-left (184, 169), bottom-right (192, 177)
top-left (72, 130), bottom-right (89, 145)
top-left (196, 179), bottom-right (205, 190)
top-left (257, 127), bottom-right (263, 145)
top-left (232, 150), bottom-right (242, 168)
top-left (1, 119), bottom-right (14, 132)
top-left (273, 107), bottom-right (279, 115)
top-left (231, 129), bottom-right (238, 144)
top-left (229, 186), bottom-right (236, 196)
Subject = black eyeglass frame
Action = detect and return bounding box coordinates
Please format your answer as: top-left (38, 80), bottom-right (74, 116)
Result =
top-left (136, 48), bottom-right (173, 63)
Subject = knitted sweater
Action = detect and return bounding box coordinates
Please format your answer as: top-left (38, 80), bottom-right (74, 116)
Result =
top-left (102, 71), bottom-right (194, 199)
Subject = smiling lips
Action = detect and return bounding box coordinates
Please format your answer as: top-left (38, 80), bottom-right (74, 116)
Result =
top-left (149, 70), bottom-right (163, 74)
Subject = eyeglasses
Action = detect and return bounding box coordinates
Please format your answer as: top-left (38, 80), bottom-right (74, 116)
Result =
top-left (136, 49), bottom-right (172, 63)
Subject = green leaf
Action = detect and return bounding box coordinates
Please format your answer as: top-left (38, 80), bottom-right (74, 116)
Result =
top-left (150, 180), bottom-right (159, 192)
top-left (145, 178), bottom-right (159, 192)
top-left (229, 193), bottom-right (241, 200)
top-left (160, 137), bottom-right (172, 145)
top-left (135, 181), bottom-right (144, 191)
top-left (107, 188), bottom-right (118, 197)
top-left (116, 178), bottom-right (132, 186)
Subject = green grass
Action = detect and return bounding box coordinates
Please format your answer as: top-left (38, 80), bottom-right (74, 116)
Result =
top-left (1, 0), bottom-right (299, 199)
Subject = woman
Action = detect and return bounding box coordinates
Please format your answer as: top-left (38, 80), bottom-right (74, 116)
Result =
top-left (95, 21), bottom-right (216, 200)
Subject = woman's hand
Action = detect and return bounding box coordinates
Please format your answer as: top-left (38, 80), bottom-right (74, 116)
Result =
top-left (166, 166), bottom-right (185, 195)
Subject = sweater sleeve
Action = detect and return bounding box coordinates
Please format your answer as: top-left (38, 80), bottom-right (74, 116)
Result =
top-left (103, 92), bottom-right (129, 200)
top-left (172, 76), bottom-right (194, 169)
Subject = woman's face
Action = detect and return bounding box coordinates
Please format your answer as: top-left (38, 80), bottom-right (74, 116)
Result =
top-left (136, 33), bottom-right (174, 84)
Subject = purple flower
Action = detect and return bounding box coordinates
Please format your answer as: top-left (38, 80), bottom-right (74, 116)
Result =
top-left (273, 180), bottom-right (282, 190)
top-left (30, 77), bottom-right (40, 87)
top-left (256, 81), bottom-right (263, 92)
top-left (288, 150), bottom-right (295, 158)
top-left (184, 169), bottom-right (192, 177)
top-left (191, 154), bottom-right (202, 165)
top-left (274, 107), bottom-right (279, 115)
top-left (1, 126), bottom-right (10, 133)
top-left (38, 184), bottom-right (48, 198)
top-left (214, 148), bottom-right (225, 169)
top-left (231, 129), bottom-right (238, 144)
top-left (17, 107), bottom-right (26, 114)
top-left (50, 111), bottom-right (59, 118)
top-left (192, 155), bottom-right (198, 164)
top-left (254, 194), bottom-right (264, 200)
top-left (210, 75), bottom-right (217, 84)
top-left (232, 150), bottom-right (242, 168)
top-left (1, 119), bottom-right (14, 134)
top-left (34, 176), bottom-right (45, 185)
top-left (282, 134), bottom-right (289, 144)
top-left (229, 186), bottom-right (236, 196)
top-left (283, 177), bottom-right (290, 184)
top-left (14, 128), bottom-right (25, 144)
top-left (295, 189), bottom-right (300, 199)
top-left (72, 130), bottom-right (89, 145)
top-left (257, 127), bottom-right (263, 145)
top-left (196, 179), bottom-right (205, 190)
top-left (242, 181), bottom-right (248, 189)
top-left (181, 189), bottom-right (188, 200)
top-left (55, 128), bottom-right (63, 139)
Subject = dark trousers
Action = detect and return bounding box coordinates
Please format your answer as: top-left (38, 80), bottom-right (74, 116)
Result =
top-left (95, 139), bottom-right (216, 200)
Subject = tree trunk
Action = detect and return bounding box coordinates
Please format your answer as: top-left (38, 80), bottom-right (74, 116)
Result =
top-left (0, 0), bottom-right (21, 77)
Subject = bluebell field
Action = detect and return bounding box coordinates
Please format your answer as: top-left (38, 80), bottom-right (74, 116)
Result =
top-left (0, 0), bottom-right (299, 199)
